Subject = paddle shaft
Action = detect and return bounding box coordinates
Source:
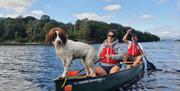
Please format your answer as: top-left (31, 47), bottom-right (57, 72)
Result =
top-left (77, 57), bottom-right (104, 74)
top-left (135, 41), bottom-right (157, 71)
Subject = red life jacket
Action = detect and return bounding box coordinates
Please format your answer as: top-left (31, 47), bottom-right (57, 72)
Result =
top-left (127, 42), bottom-right (140, 56)
top-left (100, 47), bottom-right (118, 64)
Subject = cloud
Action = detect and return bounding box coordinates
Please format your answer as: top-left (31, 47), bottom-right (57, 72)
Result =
top-left (5, 14), bottom-right (20, 18)
top-left (0, 0), bottom-right (43, 19)
top-left (0, 13), bottom-right (4, 17)
top-left (140, 14), bottom-right (153, 20)
top-left (73, 12), bottom-right (112, 22)
top-left (0, 0), bottom-right (39, 18)
top-left (31, 10), bottom-right (44, 18)
top-left (0, 10), bottom-right (45, 19)
top-left (147, 26), bottom-right (180, 40)
top-left (0, 0), bottom-right (35, 13)
top-left (0, 13), bottom-right (21, 18)
top-left (104, 4), bottom-right (121, 11)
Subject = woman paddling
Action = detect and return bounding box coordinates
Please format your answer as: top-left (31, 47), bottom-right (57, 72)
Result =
top-left (122, 29), bottom-right (145, 66)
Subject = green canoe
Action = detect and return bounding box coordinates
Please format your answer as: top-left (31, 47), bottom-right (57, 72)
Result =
top-left (54, 62), bottom-right (144, 91)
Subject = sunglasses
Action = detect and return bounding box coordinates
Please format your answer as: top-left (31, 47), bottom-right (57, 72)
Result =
top-left (107, 34), bottom-right (115, 38)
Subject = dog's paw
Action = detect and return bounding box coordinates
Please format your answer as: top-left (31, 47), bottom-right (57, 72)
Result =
top-left (60, 74), bottom-right (66, 78)
top-left (56, 75), bottom-right (66, 80)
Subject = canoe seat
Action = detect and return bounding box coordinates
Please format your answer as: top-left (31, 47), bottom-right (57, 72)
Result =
top-left (123, 61), bottom-right (134, 69)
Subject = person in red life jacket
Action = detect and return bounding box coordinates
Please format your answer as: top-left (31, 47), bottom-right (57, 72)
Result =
top-left (95, 30), bottom-right (124, 76)
top-left (122, 29), bottom-right (145, 66)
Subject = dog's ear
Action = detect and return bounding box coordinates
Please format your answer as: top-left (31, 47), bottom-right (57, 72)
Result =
top-left (58, 28), bottom-right (67, 45)
top-left (45, 32), bottom-right (51, 44)
top-left (45, 28), bottom-right (56, 44)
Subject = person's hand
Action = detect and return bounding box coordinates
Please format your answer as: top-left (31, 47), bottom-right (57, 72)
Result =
top-left (122, 52), bottom-right (128, 57)
top-left (127, 29), bottom-right (132, 34)
top-left (105, 54), bottom-right (110, 58)
top-left (142, 50), bottom-right (146, 56)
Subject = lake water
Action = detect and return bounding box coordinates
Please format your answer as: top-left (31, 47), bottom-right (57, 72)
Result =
top-left (0, 41), bottom-right (180, 91)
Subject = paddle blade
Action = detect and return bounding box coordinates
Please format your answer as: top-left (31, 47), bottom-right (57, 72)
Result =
top-left (147, 60), bottom-right (156, 71)
top-left (67, 71), bottom-right (79, 76)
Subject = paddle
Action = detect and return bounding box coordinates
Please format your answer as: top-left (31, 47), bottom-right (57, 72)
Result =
top-left (67, 57), bottom-right (104, 76)
top-left (134, 38), bottom-right (157, 71)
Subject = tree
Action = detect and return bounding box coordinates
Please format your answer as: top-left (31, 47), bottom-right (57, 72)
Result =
top-left (40, 15), bottom-right (50, 22)
top-left (26, 20), bottom-right (37, 41)
top-left (0, 22), bottom-right (4, 37)
top-left (37, 19), bottom-right (60, 41)
top-left (2, 18), bottom-right (15, 40)
top-left (43, 19), bottom-right (60, 33)
top-left (75, 19), bottom-right (81, 31)
top-left (24, 16), bottom-right (36, 24)
top-left (79, 18), bottom-right (90, 40)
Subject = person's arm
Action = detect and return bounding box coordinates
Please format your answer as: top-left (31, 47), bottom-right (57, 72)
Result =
top-left (97, 44), bottom-right (104, 59)
top-left (122, 29), bottom-right (132, 44)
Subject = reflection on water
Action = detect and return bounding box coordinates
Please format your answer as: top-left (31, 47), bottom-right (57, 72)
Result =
top-left (0, 41), bottom-right (180, 91)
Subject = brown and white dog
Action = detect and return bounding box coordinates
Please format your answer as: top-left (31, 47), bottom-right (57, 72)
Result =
top-left (45, 27), bottom-right (97, 78)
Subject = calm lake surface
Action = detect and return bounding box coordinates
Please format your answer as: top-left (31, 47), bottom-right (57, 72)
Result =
top-left (0, 41), bottom-right (180, 91)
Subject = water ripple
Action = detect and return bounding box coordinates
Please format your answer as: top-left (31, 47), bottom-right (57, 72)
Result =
top-left (0, 42), bottom-right (180, 91)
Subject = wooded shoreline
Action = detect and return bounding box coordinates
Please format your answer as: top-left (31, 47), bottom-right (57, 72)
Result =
top-left (0, 15), bottom-right (160, 43)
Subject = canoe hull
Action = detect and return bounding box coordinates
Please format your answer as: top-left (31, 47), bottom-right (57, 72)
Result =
top-left (54, 63), bottom-right (144, 91)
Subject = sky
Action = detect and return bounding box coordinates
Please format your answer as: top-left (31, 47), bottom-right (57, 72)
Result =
top-left (0, 0), bottom-right (180, 40)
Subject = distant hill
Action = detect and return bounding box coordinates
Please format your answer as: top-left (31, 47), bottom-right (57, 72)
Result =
top-left (0, 15), bottom-right (160, 44)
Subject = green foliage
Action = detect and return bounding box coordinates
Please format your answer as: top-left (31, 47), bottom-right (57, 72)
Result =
top-left (40, 15), bottom-right (50, 22)
top-left (0, 15), bottom-right (160, 43)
